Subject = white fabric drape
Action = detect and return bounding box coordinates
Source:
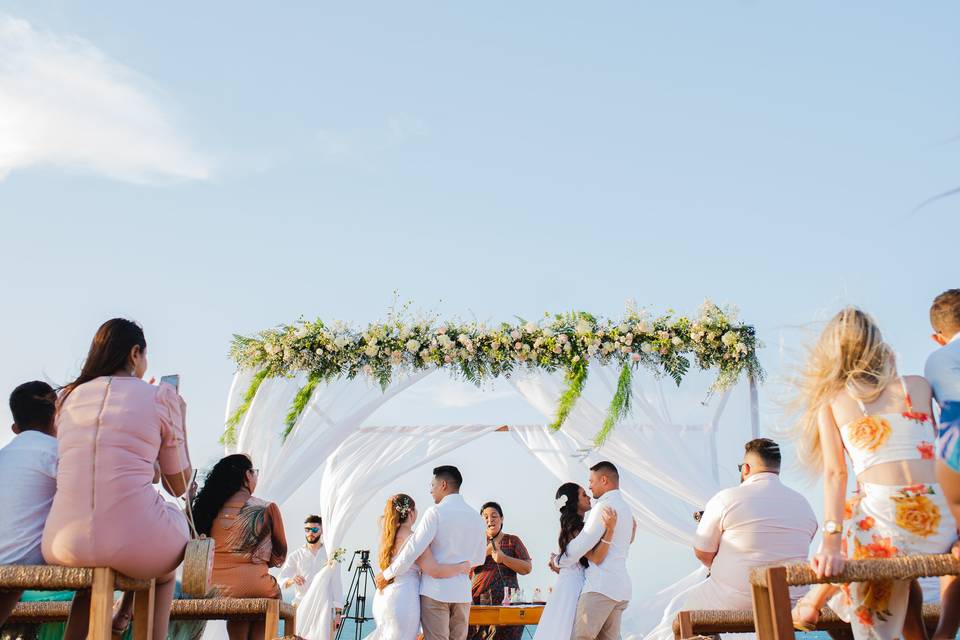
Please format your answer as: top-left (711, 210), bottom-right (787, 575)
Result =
top-left (509, 367), bottom-right (751, 637)
top-left (509, 425), bottom-right (694, 545)
top-left (510, 367), bottom-right (729, 508)
top-left (213, 364), bottom-right (756, 640)
top-left (225, 369), bottom-right (434, 503)
top-left (509, 424), bottom-right (708, 636)
top-left (296, 424), bottom-right (504, 640)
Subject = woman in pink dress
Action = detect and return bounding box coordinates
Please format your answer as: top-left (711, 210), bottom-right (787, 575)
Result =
top-left (42, 318), bottom-right (192, 640)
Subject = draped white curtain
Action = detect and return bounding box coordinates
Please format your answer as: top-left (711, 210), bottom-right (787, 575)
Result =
top-left (509, 425), bottom-right (694, 545)
top-left (509, 367), bottom-right (751, 637)
top-left (213, 365), bottom-right (756, 640)
top-left (509, 423), bottom-right (710, 637)
top-left (296, 423), bottom-right (504, 639)
top-left (225, 369), bottom-right (434, 503)
top-left (510, 367), bottom-right (729, 507)
top-left (212, 369), bottom-right (436, 640)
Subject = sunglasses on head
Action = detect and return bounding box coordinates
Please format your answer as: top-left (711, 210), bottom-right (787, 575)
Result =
top-left (304, 527), bottom-right (320, 533)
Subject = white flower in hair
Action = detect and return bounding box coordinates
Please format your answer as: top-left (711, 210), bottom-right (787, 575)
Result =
top-left (555, 494), bottom-right (569, 511)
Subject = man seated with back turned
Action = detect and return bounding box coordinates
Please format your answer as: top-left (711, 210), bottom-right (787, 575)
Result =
top-left (690, 438), bottom-right (817, 609)
top-left (649, 437), bottom-right (816, 640)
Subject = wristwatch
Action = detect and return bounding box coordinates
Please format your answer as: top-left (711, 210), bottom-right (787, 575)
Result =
top-left (824, 520), bottom-right (842, 535)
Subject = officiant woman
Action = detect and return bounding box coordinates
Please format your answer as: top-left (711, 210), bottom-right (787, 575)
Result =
top-left (468, 502), bottom-right (532, 640)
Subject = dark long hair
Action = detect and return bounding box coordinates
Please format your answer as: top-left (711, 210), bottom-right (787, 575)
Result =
top-left (556, 482), bottom-right (588, 568)
top-left (191, 454), bottom-right (253, 536)
top-left (60, 319), bottom-right (146, 406)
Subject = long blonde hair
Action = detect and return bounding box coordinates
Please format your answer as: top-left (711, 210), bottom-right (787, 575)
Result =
top-left (378, 494), bottom-right (415, 571)
top-left (791, 307), bottom-right (896, 474)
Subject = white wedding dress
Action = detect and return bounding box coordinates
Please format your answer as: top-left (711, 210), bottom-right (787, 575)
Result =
top-left (532, 562), bottom-right (585, 640)
top-left (367, 541), bottom-right (422, 640)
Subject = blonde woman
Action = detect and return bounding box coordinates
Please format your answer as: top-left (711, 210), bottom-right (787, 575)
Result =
top-left (789, 307), bottom-right (956, 640)
top-left (369, 494), bottom-right (472, 640)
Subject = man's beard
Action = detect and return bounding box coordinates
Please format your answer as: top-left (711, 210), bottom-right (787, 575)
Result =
top-left (306, 535), bottom-right (322, 544)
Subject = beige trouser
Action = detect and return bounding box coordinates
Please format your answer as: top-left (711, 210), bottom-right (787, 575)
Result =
top-left (421, 595), bottom-right (471, 640)
top-left (571, 592), bottom-right (629, 640)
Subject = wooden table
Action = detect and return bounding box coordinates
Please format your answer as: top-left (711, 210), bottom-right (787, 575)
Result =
top-left (469, 605), bottom-right (544, 626)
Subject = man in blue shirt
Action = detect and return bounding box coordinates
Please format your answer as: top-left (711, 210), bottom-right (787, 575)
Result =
top-left (925, 290), bottom-right (960, 640)
top-left (927, 289), bottom-right (960, 471)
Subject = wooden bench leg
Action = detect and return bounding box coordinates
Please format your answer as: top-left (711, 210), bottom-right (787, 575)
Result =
top-left (766, 567), bottom-right (795, 640)
top-left (264, 599), bottom-right (279, 640)
top-left (752, 581), bottom-right (775, 640)
top-left (132, 579), bottom-right (155, 640)
top-left (89, 568), bottom-right (115, 640)
top-left (283, 608), bottom-right (296, 637)
top-left (676, 610), bottom-right (693, 640)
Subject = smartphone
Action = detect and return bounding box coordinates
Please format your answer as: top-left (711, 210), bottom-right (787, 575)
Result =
top-left (159, 374), bottom-right (180, 391)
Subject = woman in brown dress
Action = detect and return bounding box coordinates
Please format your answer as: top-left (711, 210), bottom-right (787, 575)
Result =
top-left (192, 454), bottom-right (287, 640)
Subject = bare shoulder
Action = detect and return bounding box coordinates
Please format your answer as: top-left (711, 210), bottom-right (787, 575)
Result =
top-left (903, 374), bottom-right (932, 398)
top-left (394, 529), bottom-right (412, 549)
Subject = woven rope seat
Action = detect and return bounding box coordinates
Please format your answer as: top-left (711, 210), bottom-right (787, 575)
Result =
top-left (749, 555), bottom-right (960, 588)
top-left (6, 601), bottom-right (72, 623)
top-left (8, 598), bottom-right (295, 625)
top-left (170, 598), bottom-right (295, 621)
top-left (0, 565), bottom-right (151, 592)
top-left (673, 604), bottom-right (942, 637)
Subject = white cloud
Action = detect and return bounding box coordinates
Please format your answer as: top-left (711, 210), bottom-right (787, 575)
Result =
top-left (0, 14), bottom-right (212, 184)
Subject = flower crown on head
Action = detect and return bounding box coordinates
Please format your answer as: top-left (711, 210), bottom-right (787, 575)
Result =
top-left (555, 494), bottom-right (569, 511)
top-left (393, 495), bottom-right (413, 518)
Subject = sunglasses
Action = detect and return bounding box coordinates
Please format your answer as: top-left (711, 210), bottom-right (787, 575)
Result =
top-left (304, 527), bottom-right (321, 533)
top-left (737, 463), bottom-right (747, 473)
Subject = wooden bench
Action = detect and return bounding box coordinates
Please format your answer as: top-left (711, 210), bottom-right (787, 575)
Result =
top-left (673, 603), bottom-right (942, 639)
top-left (6, 597), bottom-right (296, 640)
top-left (0, 565), bottom-right (155, 640)
top-left (749, 554), bottom-right (960, 640)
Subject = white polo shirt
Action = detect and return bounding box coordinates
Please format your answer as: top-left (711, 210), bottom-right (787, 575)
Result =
top-left (0, 430), bottom-right (58, 564)
top-left (694, 472), bottom-right (817, 599)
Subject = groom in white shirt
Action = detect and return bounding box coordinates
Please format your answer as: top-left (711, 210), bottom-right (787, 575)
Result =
top-left (557, 461), bottom-right (632, 640)
top-left (377, 465), bottom-right (486, 640)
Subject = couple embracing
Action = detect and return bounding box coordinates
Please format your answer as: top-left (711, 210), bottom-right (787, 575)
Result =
top-left (371, 465), bottom-right (486, 640)
top-left (536, 461), bottom-right (636, 640)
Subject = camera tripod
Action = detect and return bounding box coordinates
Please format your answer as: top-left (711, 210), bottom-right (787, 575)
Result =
top-left (335, 549), bottom-right (376, 640)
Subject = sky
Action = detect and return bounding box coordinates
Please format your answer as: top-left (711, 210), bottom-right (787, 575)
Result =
top-left (0, 0), bottom-right (958, 625)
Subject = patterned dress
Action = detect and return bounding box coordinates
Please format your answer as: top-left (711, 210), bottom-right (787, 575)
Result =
top-left (467, 534), bottom-right (531, 640)
top-left (209, 490), bottom-right (288, 598)
top-left (828, 379), bottom-right (955, 640)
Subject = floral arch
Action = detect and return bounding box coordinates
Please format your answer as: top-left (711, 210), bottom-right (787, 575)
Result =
top-left (216, 301), bottom-right (763, 640)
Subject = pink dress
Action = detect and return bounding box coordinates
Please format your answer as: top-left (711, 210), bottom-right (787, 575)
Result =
top-left (42, 376), bottom-right (191, 580)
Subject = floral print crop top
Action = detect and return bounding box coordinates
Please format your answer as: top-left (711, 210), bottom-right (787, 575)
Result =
top-left (838, 377), bottom-right (935, 476)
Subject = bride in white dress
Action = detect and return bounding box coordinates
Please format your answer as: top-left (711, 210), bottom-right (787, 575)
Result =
top-left (366, 494), bottom-right (472, 640)
top-left (534, 483), bottom-right (619, 640)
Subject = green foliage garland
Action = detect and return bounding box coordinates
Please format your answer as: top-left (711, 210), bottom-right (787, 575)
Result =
top-left (222, 368), bottom-right (270, 445)
top-left (283, 372), bottom-right (321, 439)
top-left (550, 360), bottom-right (588, 431)
top-left (224, 301), bottom-right (763, 445)
top-left (595, 364), bottom-right (634, 446)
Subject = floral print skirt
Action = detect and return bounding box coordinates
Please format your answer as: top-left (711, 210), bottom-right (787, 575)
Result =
top-left (828, 482), bottom-right (955, 640)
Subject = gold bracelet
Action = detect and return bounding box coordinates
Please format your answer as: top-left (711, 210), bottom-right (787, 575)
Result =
top-left (600, 538), bottom-right (612, 544)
